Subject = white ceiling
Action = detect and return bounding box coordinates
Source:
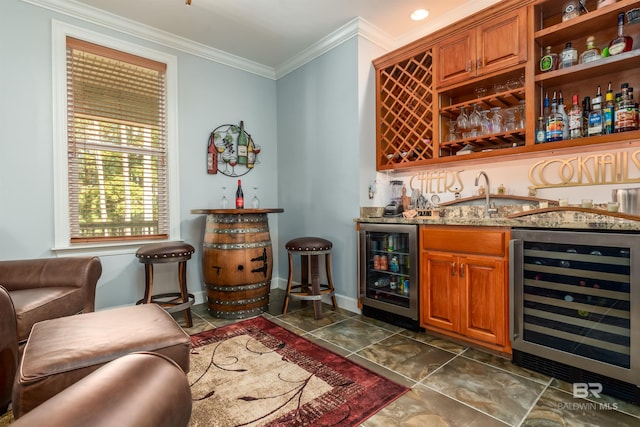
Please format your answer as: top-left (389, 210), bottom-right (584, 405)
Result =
top-left (71, 0), bottom-right (501, 70)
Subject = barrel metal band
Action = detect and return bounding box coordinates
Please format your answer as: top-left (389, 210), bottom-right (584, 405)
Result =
top-left (205, 226), bottom-right (269, 234)
top-left (207, 281), bottom-right (270, 292)
top-left (204, 241), bottom-right (271, 250)
top-left (207, 214), bottom-right (267, 224)
top-left (209, 306), bottom-right (266, 319)
top-left (209, 295), bottom-right (268, 306)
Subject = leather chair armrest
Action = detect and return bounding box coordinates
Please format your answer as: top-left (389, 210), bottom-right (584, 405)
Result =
top-left (0, 285), bottom-right (19, 413)
top-left (0, 257), bottom-right (102, 312)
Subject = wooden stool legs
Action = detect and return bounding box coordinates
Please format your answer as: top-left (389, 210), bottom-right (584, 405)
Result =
top-left (283, 251), bottom-right (337, 320)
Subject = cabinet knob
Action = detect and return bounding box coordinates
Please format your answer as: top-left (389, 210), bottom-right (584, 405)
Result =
top-left (466, 60), bottom-right (472, 72)
top-left (451, 262), bottom-right (457, 276)
top-left (459, 263), bottom-right (465, 278)
top-left (476, 58), bottom-right (482, 70)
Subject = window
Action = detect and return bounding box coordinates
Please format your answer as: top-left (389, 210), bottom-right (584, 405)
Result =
top-left (53, 22), bottom-right (179, 251)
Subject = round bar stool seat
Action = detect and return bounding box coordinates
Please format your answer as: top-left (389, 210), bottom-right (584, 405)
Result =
top-left (136, 242), bottom-right (196, 327)
top-left (283, 237), bottom-right (337, 320)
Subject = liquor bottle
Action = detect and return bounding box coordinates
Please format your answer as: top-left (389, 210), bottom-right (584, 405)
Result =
top-left (237, 121), bottom-right (248, 165)
top-left (558, 92), bottom-right (570, 140)
top-left (588, 86), bottom-right (603, 136)
top-left (579, 36), bottom-right (602, 64)
top-left (603, 82), bottom-right (615, 134)
top-left (235, 179), bottom-right (244, 209)
top-left (630, 87), bottom-right (639, 130)
top-left (247, 135), bottom-right (255, 169)
top-left (540, 46), bottom-right (558, 72)
top-left (568, 94), bottom-right (583, 139)
top-left (546, 91), bottom-right (563, 141)
top-left (562, 0), bottom-right (583, 22)
top-left (608, 13), bottom-right (633, 56)
top-left (582, 96), bottom-right (591, 137)
top-left (615, 83), bottom-right (635, 132)
top-left (559, 42), bottom-right (578, 68)
top-left (536, 116), bottom-right (546, 143)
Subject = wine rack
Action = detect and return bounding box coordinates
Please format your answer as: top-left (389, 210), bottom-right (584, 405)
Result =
top-left (376, 49), bottom-right (434, 169)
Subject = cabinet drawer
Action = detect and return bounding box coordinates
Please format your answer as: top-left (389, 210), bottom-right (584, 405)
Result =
top-left (421, 226), bottom-right (508, 256)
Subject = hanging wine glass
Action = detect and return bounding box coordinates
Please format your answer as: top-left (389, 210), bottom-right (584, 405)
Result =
top-left (448, 119), bottom-right (458, 142)
top-left (490, 107), bottom-right (503, 133)
top-left (220, 186), bottom-right (229, 209)
top-left (480, 110), bottom-right (491, 135)
top-left (469, 104), bottom-right (482, 135)
top-left (456, 106), bottom-right (470, 136)
top-left (250, 187), bottom-right (260, 209)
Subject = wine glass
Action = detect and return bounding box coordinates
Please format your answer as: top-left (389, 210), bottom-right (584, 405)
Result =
top-left (222, 152), bottom-right (231, 173)
top-left (469, 104), bottom-right (482, 133)
top-left (220, 186), bottom-right (229, 209)
top-left (253, 144), bottom-right (261, 164)
top-left (229, 155), bottom-right (238, 175)
top-left (250, 187), bottom-right (260, 209)
top-left (490, 107), bottom-right (503, 133)
top-left (215, 142), bottom-right (226, 160)
top-left (456, 106), bottom-right (470, 135)
top-left (448, 120), bottom-right (458, 141)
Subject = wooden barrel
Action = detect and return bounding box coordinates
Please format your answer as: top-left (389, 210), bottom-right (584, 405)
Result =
top-left (202, 213), bottom-right (273, 319)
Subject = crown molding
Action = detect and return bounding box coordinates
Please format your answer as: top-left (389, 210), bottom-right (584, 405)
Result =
top-left (21, 0), bottom-right (277, 79)
top-left (274, 17), bottom-right (395, 79)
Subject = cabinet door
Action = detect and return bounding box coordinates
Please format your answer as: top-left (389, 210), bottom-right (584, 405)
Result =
top-left (459, 254), bottom-right (507, 346)
top-left (434, 29), bottom-right (475, 88)
top-left (476, 8), bottom-right (527, 77)
top-left (421, 251), bottom-right (459, 332)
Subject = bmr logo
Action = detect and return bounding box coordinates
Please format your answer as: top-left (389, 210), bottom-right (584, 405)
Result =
top-left (573, 382), bottom-right (603, 399)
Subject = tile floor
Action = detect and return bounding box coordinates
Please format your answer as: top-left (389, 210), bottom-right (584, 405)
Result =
top-left (179, 289), bottom-right (640, 427)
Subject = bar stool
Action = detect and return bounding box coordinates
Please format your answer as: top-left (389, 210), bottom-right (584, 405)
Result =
top-left (135, 242), bottom-right (196, 327)
top-left (283, 237), bottom-right (337, 320)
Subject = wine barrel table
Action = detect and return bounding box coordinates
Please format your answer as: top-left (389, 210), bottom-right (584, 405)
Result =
top-left (191, 208), bottom-right (284, 319)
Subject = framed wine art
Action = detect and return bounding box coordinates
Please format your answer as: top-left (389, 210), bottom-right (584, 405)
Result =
top-left (207, 121), bottom-right (261, 177)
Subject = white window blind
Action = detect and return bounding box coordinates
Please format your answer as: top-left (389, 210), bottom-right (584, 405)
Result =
top-left (66, 37), bottom-right (169, 243)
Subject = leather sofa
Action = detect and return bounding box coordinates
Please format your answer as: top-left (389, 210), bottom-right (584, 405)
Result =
top-left (0, 257), bottom-right (102, 347)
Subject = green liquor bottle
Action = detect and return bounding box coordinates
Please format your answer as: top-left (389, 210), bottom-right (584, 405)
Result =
top-left (237, 121), bottom-right (248, 165)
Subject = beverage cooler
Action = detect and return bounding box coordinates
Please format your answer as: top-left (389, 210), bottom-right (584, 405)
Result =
top-left (510, 228), bottom-right (640, 404)
top-left (358, 223), bottom-right (419, 330)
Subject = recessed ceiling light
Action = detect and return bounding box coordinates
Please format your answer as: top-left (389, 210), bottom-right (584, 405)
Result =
top-left (411, 9), bottom-right (429, 21)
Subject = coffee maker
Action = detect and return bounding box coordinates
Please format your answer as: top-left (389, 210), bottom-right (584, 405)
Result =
top-left (384, 180), bottom-right (404, 217)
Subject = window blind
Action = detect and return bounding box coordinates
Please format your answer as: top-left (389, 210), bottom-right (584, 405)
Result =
top-left (66, 37), bottom-right (169, 242)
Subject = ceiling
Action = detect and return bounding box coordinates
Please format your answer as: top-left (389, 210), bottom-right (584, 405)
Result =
top-left (71, 0), bottom-right (500, 70)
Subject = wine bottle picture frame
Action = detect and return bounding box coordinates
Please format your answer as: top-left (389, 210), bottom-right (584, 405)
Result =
top-left (207, 121), bottom-right (260, 177)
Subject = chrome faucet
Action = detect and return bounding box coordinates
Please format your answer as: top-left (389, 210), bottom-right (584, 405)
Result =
top-left (475, 171), bottom-right (498, 218)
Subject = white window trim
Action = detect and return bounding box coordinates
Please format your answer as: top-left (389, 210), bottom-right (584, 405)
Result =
top-left (52, 20), bottom-right (181, 256)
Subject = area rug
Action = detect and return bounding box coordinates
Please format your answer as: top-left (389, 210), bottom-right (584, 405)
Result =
top-left (188, 316), bottom-right (409, 426)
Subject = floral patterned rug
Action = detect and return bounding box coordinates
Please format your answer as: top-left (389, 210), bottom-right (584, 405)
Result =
top-left (187, 316), bottom-right (409, 426)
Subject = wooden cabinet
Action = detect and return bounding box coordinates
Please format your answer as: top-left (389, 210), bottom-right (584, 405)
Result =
top-left (373, 0), bottom-right (640, 171)
top-left (420, 226), bottom-right (511, 353)
top-left (435, 8), bottom-right (527, 88)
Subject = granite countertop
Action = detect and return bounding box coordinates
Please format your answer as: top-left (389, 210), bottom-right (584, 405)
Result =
top-left (356, 205), bottom-right (640, 231)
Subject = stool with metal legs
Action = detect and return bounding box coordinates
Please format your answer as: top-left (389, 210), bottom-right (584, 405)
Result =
top-left (282, 237), bottom-right (337, 320)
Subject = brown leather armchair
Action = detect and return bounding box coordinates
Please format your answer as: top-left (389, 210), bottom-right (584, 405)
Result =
top-left (0, 257), bottom-right (102, 347)
top-left (0, 286), bottom-right (191, 426)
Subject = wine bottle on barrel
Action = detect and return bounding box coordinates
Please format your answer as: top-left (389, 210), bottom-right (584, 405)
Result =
top-left (235, 179), bottom-right (244, 209)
